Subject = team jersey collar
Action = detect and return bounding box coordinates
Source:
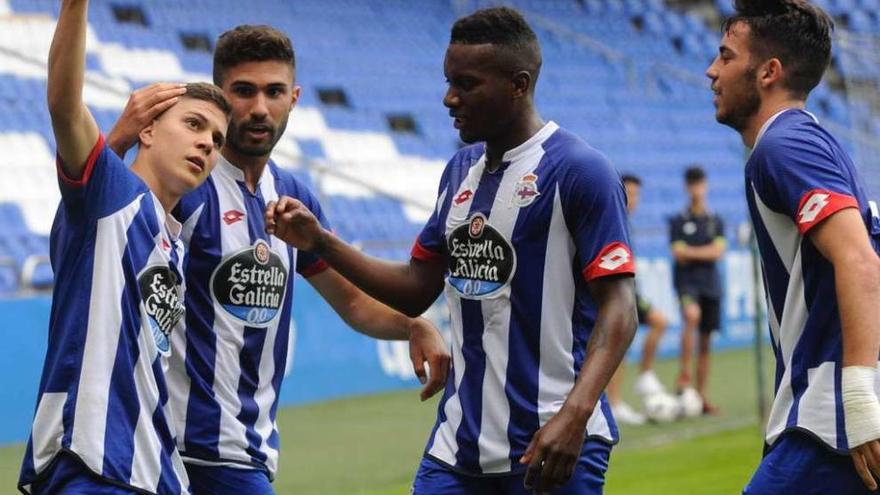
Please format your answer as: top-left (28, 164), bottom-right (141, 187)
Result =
top-left (149, 192), bottom-right (183, 241)
top-left (165, 212), bottom-right (182, 241)
top-left (501, 120), bottom-right (559, 163)
top-left (752, 108), bottom-right (819, 151)
top-left (216, 153), bottom-right (273, 187)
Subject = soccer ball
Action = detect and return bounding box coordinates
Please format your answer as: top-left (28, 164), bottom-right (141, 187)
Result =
top-left (679, 387), bottom-right (704, 418)
top-left (642, 392), bottom-right (681, 423)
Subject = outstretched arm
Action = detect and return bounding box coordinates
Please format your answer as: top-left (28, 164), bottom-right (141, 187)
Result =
top-left (307, 268), bottom-right (450, 401)
top-left (266, 196), bottom-right (447, 316)
top-left (810, 209), bottom-right (880, 490)
top-left (48, 0), bottom-right (99, 178)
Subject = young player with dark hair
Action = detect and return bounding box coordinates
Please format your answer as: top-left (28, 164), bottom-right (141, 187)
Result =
top-left (109, 24), bottom-right (449, 495)
top-left (19, 1), bottom-right (230, 493)
top-left (707, 1), bottom-right (880, 492)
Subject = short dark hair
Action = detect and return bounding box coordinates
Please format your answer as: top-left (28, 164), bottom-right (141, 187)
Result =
top-left (450, 7), bottom-right (542, 81)
top-left (685, 166), bottom-right (706, 184)
top-left (621, 174), bottom-right (642, 186)
top-left (722, 0), bottom-right (833, 99)
top-left (213, 25), bottom-right (295, 86)
top-left (182, 82), bottom-right (231, 116)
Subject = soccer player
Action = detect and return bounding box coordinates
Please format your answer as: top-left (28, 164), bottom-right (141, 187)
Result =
top-left (668, 166), bottom-right (725, 415)
top-left (266, 7), bottom-right (638, 494)
top-left (108, 25), bottom-right (450, 494)
top-left (607, 174), bottom-right (671, 425)
top-left (18, 0), bottom-right (229, 494)
top-left (707, 1), bottom-right (880, 492)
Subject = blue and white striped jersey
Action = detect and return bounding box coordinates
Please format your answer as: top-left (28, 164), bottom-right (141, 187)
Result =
top-left (168, 156), bottom-right (328, 477)
top-left (746, 109), bottom-right (880, 453)
top-left (19, 136), bottom-right (190, 494)
top-left (412, 122), bottom-right (635, 475)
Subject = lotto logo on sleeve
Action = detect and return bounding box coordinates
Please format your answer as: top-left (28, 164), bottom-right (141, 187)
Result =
top-left (583, 242), bottom-right (636, 281)
top-left (796, 189), bottom-right (858, 234)
top-left (599, 247), bottom-right (631, 271)
top-left (797, 193), bottom-right (830, 224)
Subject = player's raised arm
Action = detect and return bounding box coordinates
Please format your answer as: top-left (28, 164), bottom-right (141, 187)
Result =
top-left (265, 196), bottom-right (446, 316)
top-left (47, 0), bottom-right (99, 179)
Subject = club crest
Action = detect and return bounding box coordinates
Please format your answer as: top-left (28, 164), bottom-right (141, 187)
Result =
top-left (512, 173), bottom-right (540, 207)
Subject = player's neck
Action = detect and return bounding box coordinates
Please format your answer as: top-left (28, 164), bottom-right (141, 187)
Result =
top-left (741, 97), bottom-right (806, 149)
top-left (222, 146), bottom-right (269, 193)
top-left (130, 157), bottom-right (181, 214)
top-left (484, 109), bottom-right (544, 173)
top-left (689, 200), bottom-right (707, 215)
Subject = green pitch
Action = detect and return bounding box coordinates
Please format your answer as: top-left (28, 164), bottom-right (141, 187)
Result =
top-left (0, 347), bottom-right (772, 494)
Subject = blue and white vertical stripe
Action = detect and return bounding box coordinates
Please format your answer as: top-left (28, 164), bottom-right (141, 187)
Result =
top-left (20, 140), bottom-right (189, 494)
top-left (415, 123), bottom-right (631, 475)
top-left (169, 157), bottom-right (327, 477)
top-left (746, 109), bottom-right (880, 453)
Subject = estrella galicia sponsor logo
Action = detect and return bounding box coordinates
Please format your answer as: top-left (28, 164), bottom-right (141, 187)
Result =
top-left (446, 213), bottom-right (516, 298)
top-left (211, 239), bottom-right (288, 326)
top-left (138, 265), bottom-right (184, 355)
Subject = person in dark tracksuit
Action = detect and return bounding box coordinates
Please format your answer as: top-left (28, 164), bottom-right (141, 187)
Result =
top-left (668, 166), bottom-right (725, 415)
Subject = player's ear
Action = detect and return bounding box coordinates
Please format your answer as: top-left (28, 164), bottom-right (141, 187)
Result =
top-left (290, 85), bottom-right (301, 110)
top-left (138, 121), bottom-right (156, 148)
top-left (758, 58), bottom-right (784, 90)
top-left (511, 70), bottom-right (531, 99)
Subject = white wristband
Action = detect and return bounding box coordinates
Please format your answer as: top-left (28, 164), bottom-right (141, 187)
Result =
top-left (843, 366), bottom-right (880, 448)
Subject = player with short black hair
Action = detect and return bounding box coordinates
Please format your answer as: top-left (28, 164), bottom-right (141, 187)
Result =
top-left (109, 23), bottom-right (449, 495)
top-left (18, 1), bottom-right (230, 493)
top-left (684, 166), bottom-right (705, 184)
top-left (267, 7), bottom-right (638, 494)
top-left (668, 165), bottom-right (725, 416)
top-left (707, 0), bottom-right (880, 492)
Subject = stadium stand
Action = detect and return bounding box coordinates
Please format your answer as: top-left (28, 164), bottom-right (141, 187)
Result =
top-left (0, 0), bottom-right (877, 296)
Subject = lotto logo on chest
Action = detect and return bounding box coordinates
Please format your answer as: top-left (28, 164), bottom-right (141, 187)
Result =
top-left (211, 239), bottom-right (288, 326)
top-left (446, 213), bottom-right (516, 299)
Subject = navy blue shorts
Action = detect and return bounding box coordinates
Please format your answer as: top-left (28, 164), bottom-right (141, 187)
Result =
top-left (27, 453), bottom-right (140, 494)
top-left (743, 431), bottom-right (874, 495)
top-left (185, 463), bottom-right (273, 495)
top-left (412, 440), bottom-right (611, 495)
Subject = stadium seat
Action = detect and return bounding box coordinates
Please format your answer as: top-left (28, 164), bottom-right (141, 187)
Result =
top-left (0, 0), bottom-right (876, 295)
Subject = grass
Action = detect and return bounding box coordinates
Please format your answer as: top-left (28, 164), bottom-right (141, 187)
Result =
top-left (0, 346), bottom-right (773, 494)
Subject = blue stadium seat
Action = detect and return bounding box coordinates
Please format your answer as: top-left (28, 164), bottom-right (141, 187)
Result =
top-left (0, 0), bottom-right (877, 275)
